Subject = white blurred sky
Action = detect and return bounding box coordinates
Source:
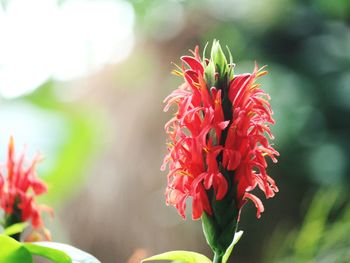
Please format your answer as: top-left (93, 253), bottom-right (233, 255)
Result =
top-left (0, 0), bottom-right (135, 98)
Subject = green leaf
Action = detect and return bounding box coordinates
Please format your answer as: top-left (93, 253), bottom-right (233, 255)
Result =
top-left (222, 231), bottom-right (243, 263)
top-left (32, 242), bottom-right (101, 263)
top-left (3, 222), bottom-right (28, 236)
top-left (23, 243), bottom-right (72, 263)
top-left (0, 234), bottom-right (33, 263)
top-left (142, 250), bottom-right (212, 263)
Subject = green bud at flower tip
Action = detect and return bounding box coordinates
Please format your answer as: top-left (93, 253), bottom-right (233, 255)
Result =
top-left (210, 40), bottom-right (227, 78)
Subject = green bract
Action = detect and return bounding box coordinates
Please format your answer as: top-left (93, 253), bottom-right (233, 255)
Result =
top-left (203, 40), bottom-right (234, 89)
top-left (211, 40), bottom-right (227, 79)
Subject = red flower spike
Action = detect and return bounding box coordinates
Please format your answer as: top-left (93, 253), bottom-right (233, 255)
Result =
top-left (0, 137), bottom-right (52, 230)
top-left (162, 42), bottom-right (278, 222)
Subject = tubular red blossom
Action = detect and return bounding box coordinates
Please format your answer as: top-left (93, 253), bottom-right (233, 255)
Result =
top-left (0, 137), bottom-right (52, 229)
top-left (162, 43), bottom-right (278, 221)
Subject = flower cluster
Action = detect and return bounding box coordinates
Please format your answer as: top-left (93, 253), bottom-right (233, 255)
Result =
top-left (162, 42), bottom-right (279, 220)
top-left (0, 137), bottom-right (52, 229)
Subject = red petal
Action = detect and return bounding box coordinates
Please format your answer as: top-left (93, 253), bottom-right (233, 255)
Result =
top-left (244, 192), bottom-right (264, 218)
top-left (218, 121), bottom-right (230, 130)
top-left (228, 74), bottom-right (250, 102)
top-left (30, 179), bottom-right (47, 195)
top-left (7, 136), bottom-right (15, 181)
top-left (181, 56), bottom-right (204, 74)
top-left (203, 173), bottom-right (213, 190)
top-left (192, 194), bottom-right (203, 220)
top-left (214, 173), bottom-right (228, 200)
top-left (227, 150), bottom-right (241, 171)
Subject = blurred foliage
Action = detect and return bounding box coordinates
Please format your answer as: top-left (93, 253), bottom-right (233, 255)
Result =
top-left (265, 188), bottom-right (350, 263)
top-left (24, 81), bottom-right (101, 206)
top-left (0, 80), bottom-right (101, 208)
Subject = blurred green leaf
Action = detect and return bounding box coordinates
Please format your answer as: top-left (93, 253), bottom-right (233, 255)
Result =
top-left (42, 111), bottom-right (98, 206)
top-left (23, 81), bottom-right (101, 206)
top-left (0, 234), bottom-right (33, 263)
top-left (24, 243), bottom-right (72, 263)
top-left (142, 250), bottom-right (212, 263)
top-left (0, 0), bottom-right (9, 10)
top-left (265, 188), bottom-right (350, 263)
top-left (3, 222), bottom-right (28, 236)
top-left (0, 237), bottom-right (100, 263)
top-left (33, 242), bottom-right (101, 263)
top-left (293, 189), bottom-right (338, 259)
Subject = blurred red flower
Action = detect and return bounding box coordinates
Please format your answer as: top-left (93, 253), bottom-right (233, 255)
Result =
top-left (162, 43), bottom-right (278, 220)
top-left (0, 137), bottom-right (52, 229)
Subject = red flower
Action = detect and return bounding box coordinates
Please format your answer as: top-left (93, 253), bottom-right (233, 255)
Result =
top-left (0, 137), bottom-right (52, 229)
top-left (162, 42), bottom-right (278, 220)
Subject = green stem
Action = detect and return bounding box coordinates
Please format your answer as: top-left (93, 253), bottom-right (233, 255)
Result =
top-left (213, 252), bottom-right (223, 263)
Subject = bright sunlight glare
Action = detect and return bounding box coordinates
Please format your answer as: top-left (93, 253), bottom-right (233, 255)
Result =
top-left (0, 0), bottom-right (135, 99)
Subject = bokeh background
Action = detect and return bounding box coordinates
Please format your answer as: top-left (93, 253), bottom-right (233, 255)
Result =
top-left (1, 0), bottom-right (350, 262)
